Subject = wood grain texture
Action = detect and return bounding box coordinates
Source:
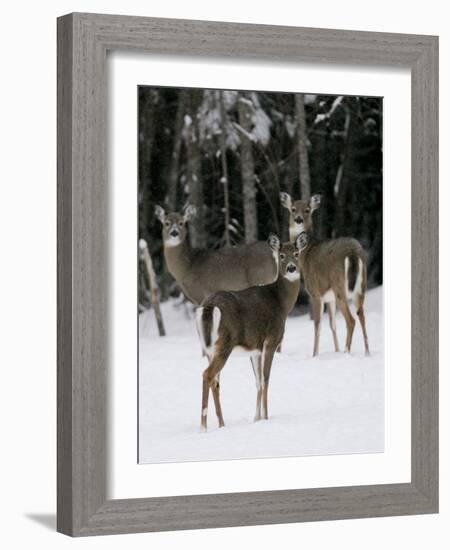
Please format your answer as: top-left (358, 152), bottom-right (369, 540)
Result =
top-left (57, 13), bottom-right (73, 535)
top-left (410, 37), bottom-right (439, 506)
top-left (58, 12), bottom-right (108, 535)
top-left (57, 12), bottom-right (439, 536)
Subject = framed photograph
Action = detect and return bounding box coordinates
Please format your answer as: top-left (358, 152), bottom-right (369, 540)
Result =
top-left (57, 13), bottom-right (438, 536)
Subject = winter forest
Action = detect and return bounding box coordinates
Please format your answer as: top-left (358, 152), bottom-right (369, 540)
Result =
top-left (138, 87), bottom-right (383, 309)
top-left (138, 87), bottom-right (383, 462)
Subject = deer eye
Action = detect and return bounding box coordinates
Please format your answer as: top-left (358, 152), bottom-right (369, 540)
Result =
top-left (179, 221), bottom-right (184, 227)
top-left (280, 253), bottom-right (286, 261)
top-left (165, 221), bottom-right (170, 227)
top-left (294, 252), bottom-right (299, 259)
top-left (291, 207), bottom-right (296, 213)
top-left (305, 208), bottom-right (311, 214)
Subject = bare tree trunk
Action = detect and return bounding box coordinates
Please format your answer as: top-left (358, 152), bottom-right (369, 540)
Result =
top-left (167, 89), bottom-right (187, 211)
top-left (185, 90), bottom-right (206, 248)
top-left (334, 103), bottom-right (356, 237)
top-left (238, 94), bottom-right (258, 244)
top-left (295, 93), bottom-right (311, 199)
top-left (219, 91), bottom-right (231, 247)
top-left (313, 129), bottom-right (328, 239)
top-left (139, 89), bottom-right (158, 242)
top-left (139, 239), bottom-right (166, 336)
top-left (296, 94), bottom-right (313, 318)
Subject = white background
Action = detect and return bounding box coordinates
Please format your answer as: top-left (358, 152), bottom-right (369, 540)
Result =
top-left (0, 1), bottom-right (447, 548)
top-left (110, 55), bottom-right (410, 497)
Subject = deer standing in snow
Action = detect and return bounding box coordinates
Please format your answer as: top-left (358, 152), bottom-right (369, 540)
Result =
top-left (280, 192), bottom-right (369, 356)
top-left (154, 204), bottom-right (279, 305)
top-left (195, 233), bottom-right (308, 430)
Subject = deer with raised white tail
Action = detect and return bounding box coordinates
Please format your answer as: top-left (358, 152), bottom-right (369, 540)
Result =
top-left (154, 204), bottom-right (279, 305)
top-left (195, 232), bottom-right (308, 430)
top-left (280, 191), bottom-right (369, 357)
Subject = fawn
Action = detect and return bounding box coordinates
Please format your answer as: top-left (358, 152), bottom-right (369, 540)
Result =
top-left (195, 232), bottom-right (308, 430)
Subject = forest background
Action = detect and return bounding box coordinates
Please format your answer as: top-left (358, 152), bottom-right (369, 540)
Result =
top-left (138, 88), bottom-right (383, 307)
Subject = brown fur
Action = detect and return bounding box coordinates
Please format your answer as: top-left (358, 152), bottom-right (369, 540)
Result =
top-left (155, 206), bottom-right (278, 305)
top-left (280, 192), bottom-right (370, 356)
top-left (197, 235), bottom-right (307, 430)
top-left (300, 236), bottom-right (367, 298)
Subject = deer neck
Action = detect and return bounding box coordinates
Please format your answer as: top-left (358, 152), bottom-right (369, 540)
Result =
top-left (163, 238), bottom-right (194, 280)
top-left (297, 234), bottom-right (316, 271)
top-left (288, 222), bottom-right (300, 242)
top-left (273, 273), bottom-right (301, 315)
top-left (288, 217), bottom-right (312, 241)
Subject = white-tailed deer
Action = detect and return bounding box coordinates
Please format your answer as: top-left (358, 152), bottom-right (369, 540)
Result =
top-left (280, 192), bottom-right (369, 356)
top-left (154, 205), bottom-right (279, 305)
top-left (195, 233), bottom-right (308, 430)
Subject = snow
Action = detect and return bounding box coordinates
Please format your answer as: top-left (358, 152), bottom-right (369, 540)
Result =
top-left (304, 94), bottom-right (317, 105)
top-left (314, 95), bottom-right (344, 125)
top-left (139, 287), bottom-right (384, 464)
top-left (233, 122), bottom-right (256, 143)
top-left (249, 92), bottom-right (272, 146)
top-left (197, 90), bottom-right (271, 150)
top-left (285, 115), bottom-right (296, 138)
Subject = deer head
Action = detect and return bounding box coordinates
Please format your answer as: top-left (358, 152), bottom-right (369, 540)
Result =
top-left (279, 192), bottom-right (321, 235)
top-left (278, 232), bottom-right (308, 281)
top-left (154, 204), bottom-right (196, 247)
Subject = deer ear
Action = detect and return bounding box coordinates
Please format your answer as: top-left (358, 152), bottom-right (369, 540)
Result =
top-left (154, 205), bottom-right (166, 223)
top-left (309, 193), bottom-right (322, 211)
top-left (267, 233), bottom-right (281, 252)
top-left (279, 192), bottom-right (292, 210)
top-left (295, 231), bottom-right (308, 251)
top-left (183, 204), bottom-right (197, 221)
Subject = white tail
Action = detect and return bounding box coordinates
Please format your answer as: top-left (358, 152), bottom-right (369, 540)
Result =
top-left (345, 256), bottom-right (364, 301)
top-left (280, 192), bottom-right (369, 356)
top-left (195, 306), bottom-right (221, 358)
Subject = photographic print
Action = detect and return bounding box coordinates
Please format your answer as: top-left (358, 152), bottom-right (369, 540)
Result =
top-left (138, 87), bottom-right (383, 464)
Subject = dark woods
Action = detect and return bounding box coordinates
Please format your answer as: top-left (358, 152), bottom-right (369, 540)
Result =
top-left (138, 87), bottom-right (382, 309)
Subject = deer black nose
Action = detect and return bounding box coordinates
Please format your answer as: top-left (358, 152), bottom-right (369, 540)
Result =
top-left (287, 264), bottom-right (296, 273)
top-left (170, 230), bottom-right (179, 237)
top-left (295, 216), bottom-right (303, 224)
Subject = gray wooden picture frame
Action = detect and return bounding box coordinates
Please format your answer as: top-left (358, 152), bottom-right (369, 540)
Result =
top-left (57, 12), bottom-right (439, 537)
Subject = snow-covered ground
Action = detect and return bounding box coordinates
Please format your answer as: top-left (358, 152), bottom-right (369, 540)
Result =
top-left (139, 287), bottom-right (384, 464)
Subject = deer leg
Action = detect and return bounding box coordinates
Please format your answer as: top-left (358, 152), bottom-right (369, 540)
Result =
top-left (311, 296), bottom-right (323, 357)
top-left (251, 355), bottom-right (263, 421)
top-left (327, 300), bottom-right (340, 352)
top-left (355, 294), bottom-right (370, 356)
top-left (200, 355), bottom-right (214, 431)
top-left (201, 376), bottom-right (210, 432)
top-left (261, 344), bottom-right (276, 420)
top-left (211, 376), bottom-right (225, 428)
top-left (337, 297), bottom-right (356, 353)
top-left (201, 351), bottom-right (229, 430)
